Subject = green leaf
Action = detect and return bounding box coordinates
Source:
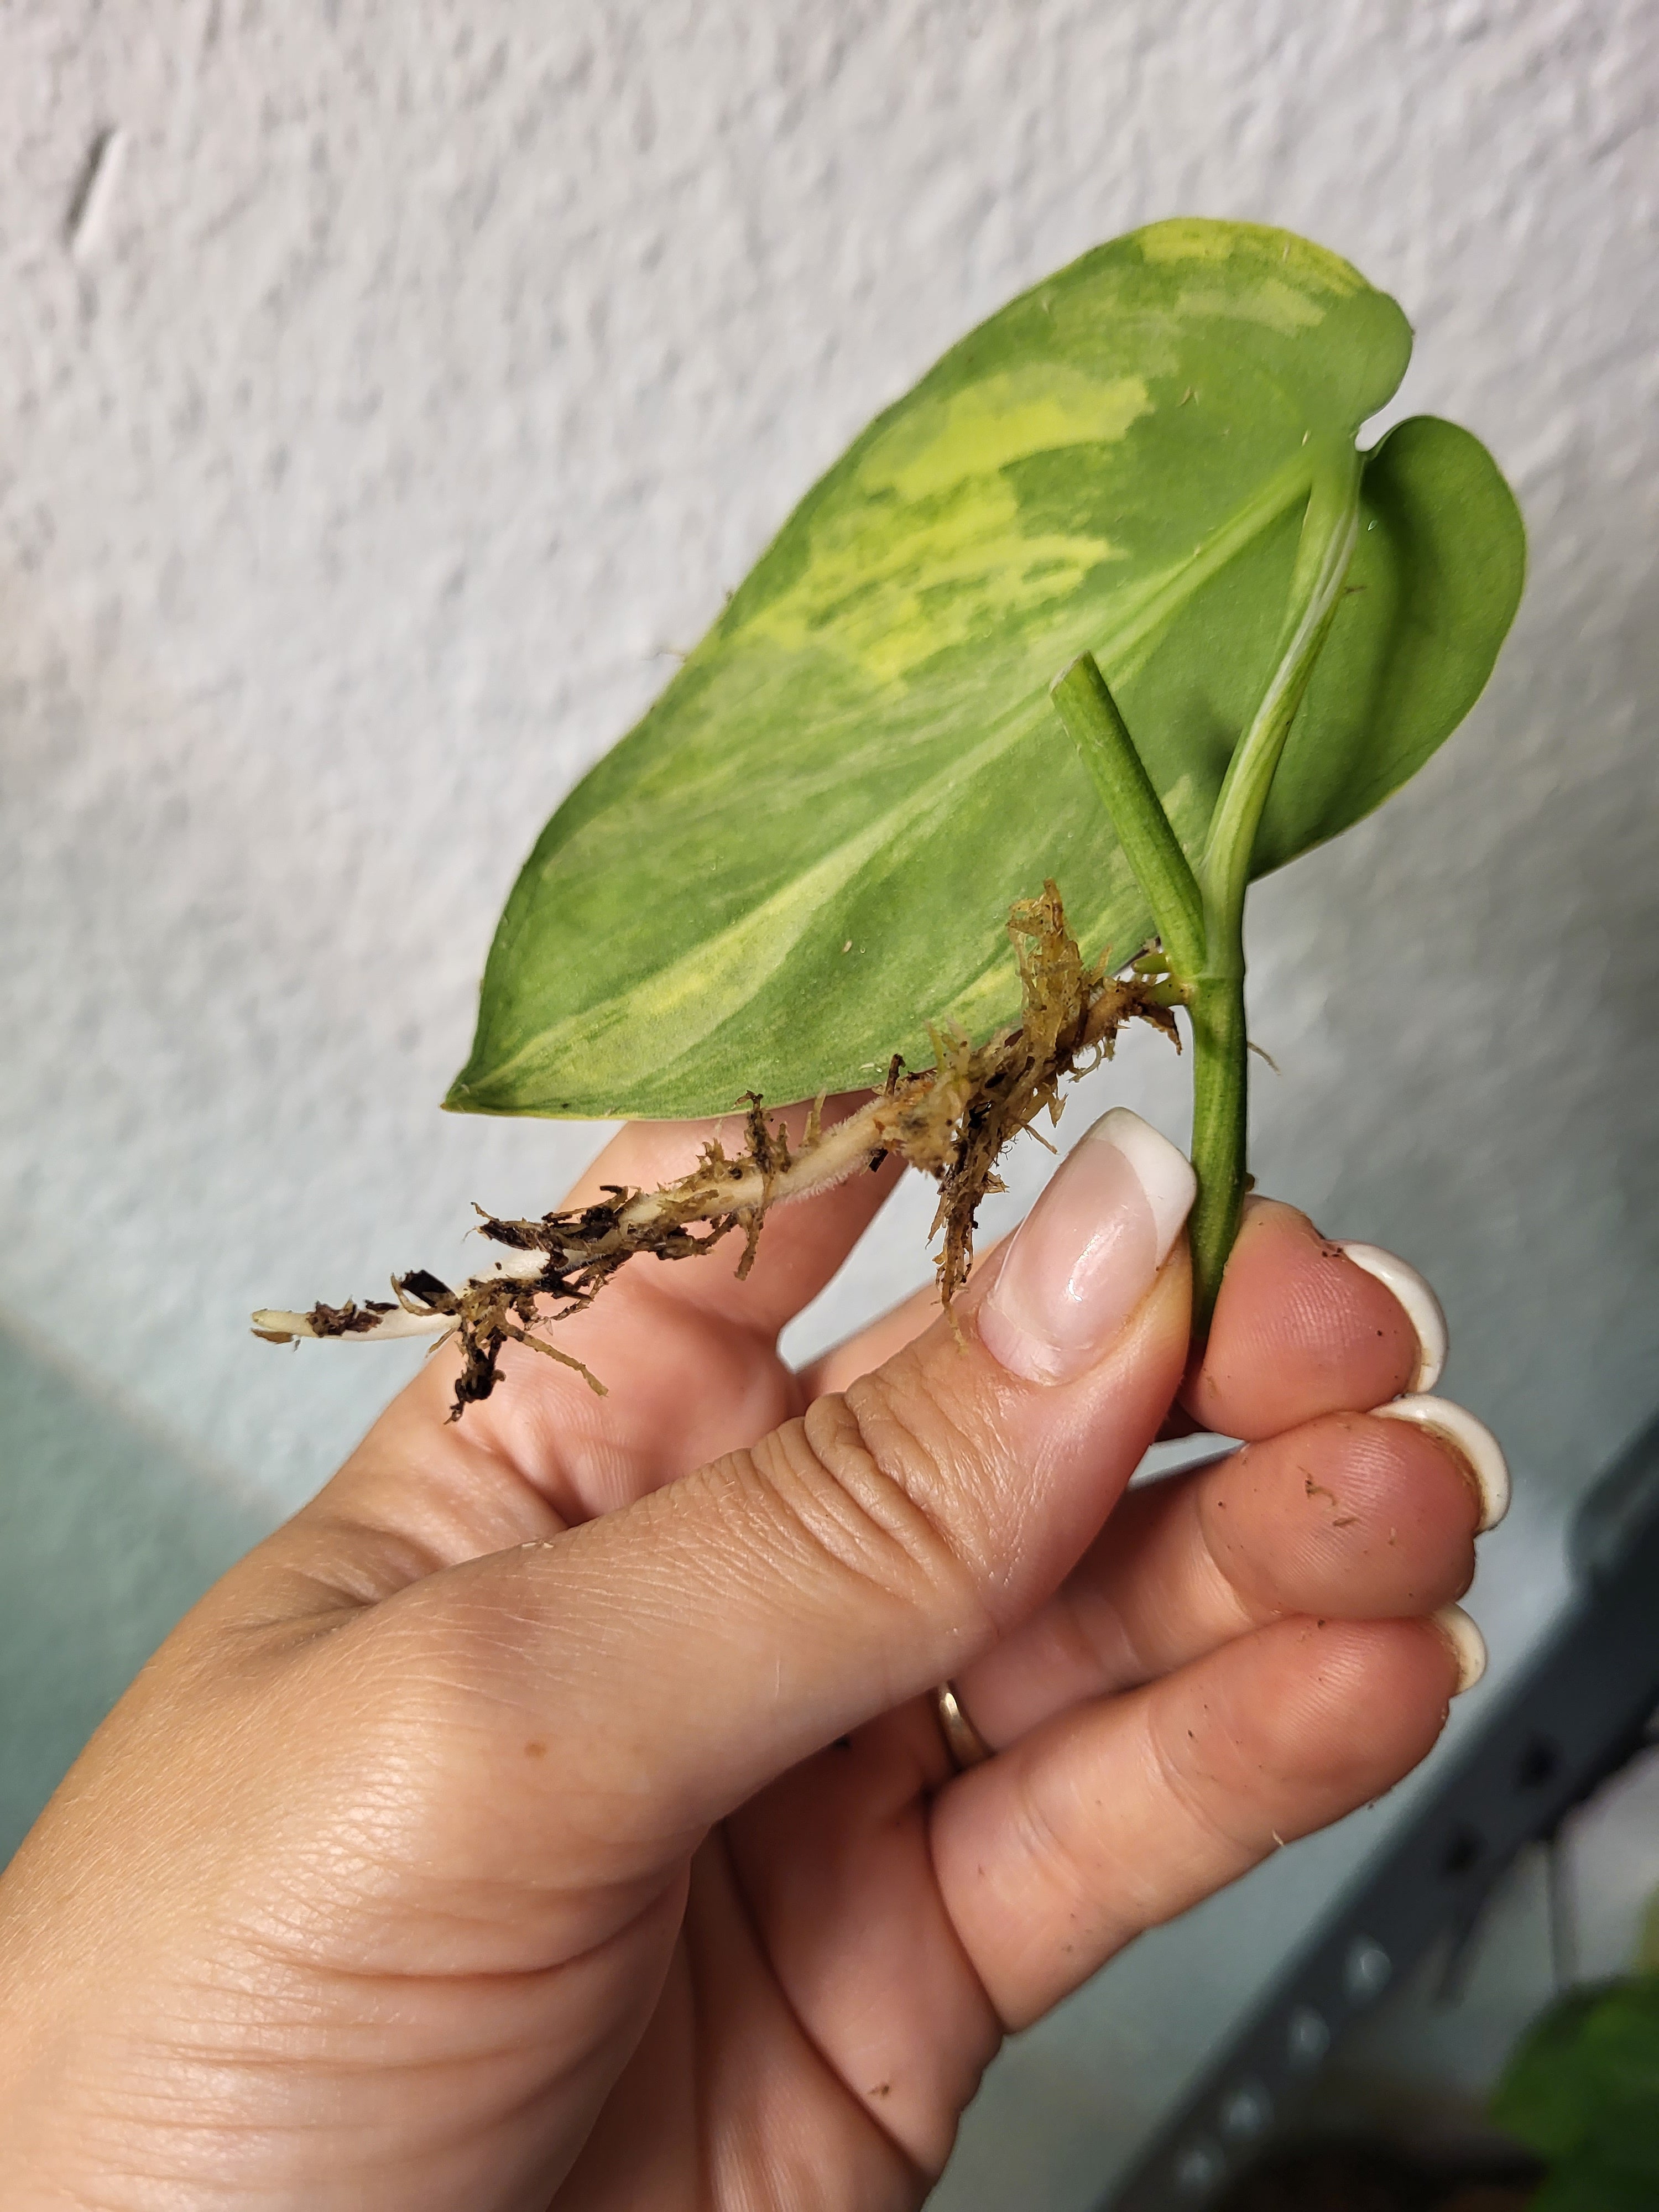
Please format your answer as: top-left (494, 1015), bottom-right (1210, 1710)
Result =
top-left (448, 218), bottom-right (1523, 1121)
top-left (1493, 1975), bottom-right (1659, 2201)
top-left (1255, 414), bottom-right (1526, 874)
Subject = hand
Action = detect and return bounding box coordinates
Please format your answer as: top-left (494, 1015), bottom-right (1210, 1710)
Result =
top-left (0, 1104), bottom-right (1504, 2211)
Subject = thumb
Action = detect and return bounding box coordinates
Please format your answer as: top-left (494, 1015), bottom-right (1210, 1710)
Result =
top-left (424, 1108), bottom-right (1196, 1843)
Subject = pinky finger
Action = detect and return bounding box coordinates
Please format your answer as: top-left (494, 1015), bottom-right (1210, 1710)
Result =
top-left (929, 1609), bottom-right (1479, 2031)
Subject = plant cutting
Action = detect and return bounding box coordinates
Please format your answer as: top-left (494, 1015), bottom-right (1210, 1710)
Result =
top-left (255, 217), bottom-right (1524, 1412)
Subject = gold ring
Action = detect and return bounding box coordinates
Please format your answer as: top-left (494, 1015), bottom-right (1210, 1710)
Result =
top-left (934, 1681), bottom-right (993, 1772)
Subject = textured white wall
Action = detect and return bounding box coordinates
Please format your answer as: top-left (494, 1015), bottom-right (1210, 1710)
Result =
top-left (3, 2), bottom-right (1656, 2201)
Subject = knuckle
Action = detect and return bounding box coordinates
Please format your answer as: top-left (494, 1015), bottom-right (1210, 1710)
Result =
top-left (747, 1373), bottom-right (998, 1630)
top-left (1142, 1697), bottom-right (1266, 1866)
top-left (1002, 1755), bottom-right (1100, 1927)
top-left (1053, 1576), bottom-right (1140, 1689)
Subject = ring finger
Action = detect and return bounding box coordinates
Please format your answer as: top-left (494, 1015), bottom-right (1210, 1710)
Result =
top-left (932, 1607), bottom-right (1478, 2028)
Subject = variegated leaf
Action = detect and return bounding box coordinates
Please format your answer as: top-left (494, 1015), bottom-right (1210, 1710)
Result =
top-left (450, 220), bottom-right (1523, 1120)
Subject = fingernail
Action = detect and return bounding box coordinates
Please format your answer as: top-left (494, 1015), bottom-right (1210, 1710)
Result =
top-left (978, 1108), bottom-right (1196, 1384)
top-left (1432, 1602), bottom-right (1488, 1695)
top-left (1336, 1242), bottom-right (1448, 1392)
top-left (1372, 1394), bottom-right (1511, 1532)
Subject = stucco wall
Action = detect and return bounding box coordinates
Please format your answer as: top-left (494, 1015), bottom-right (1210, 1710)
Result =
top-left (3, 3), bottom-right (1656, 2201)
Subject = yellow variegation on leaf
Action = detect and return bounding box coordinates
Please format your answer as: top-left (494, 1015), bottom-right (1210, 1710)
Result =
top-left (448, 218), bottom-right (1523, 1122)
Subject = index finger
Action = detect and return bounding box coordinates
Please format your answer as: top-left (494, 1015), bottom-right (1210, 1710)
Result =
top-left (1180, 1197), bottom-right (1432, 1437)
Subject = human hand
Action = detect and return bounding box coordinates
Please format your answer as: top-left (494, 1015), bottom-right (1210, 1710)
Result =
top-left (0, 1104), bottom-right (1505, 2211)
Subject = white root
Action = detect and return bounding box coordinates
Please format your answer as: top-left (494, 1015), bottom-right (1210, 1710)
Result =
top-left (252, 885), bottom-right (1179, 1419)
top-left (251, 1094), bottom-right (893, 1346)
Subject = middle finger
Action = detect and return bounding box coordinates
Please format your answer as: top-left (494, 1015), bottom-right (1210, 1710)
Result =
top-left (948, 1399), bottom-right (1507, 1749)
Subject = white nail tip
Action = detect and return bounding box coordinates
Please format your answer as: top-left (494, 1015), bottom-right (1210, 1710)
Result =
top-left (1432, 1603), bottom-right (1488, 1695)
top-left (1372, 1395), bottom-right (1511, 1532)
top-left (1337, 1241), bottom-right (1448, 1392)
top-left (1084, 1108), bottom-right (1197, 1265)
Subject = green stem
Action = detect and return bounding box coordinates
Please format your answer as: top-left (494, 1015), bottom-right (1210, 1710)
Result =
top-left (1186, 967), bottom-right (1248, 1327)
top-left (1199, 446), bottom-right (1363, 940)
top-left (1187, 444), bottom-right (1361, 1327)
top-left (1049, 654), bottom-right (1205, 981)
top-left (1050, 445), bottom-right (1363, 1334)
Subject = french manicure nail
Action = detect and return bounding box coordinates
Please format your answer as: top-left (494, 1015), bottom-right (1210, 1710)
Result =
top-left (1433, 1602), bottom-right (1488, 1695)
top-left (1372, 1394), bottom-right (1511, 1532)
top-left (978, 1108), bottom-right (1196, 1384)
top-left (1336, 1242), bottom-right (1448, 1392)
